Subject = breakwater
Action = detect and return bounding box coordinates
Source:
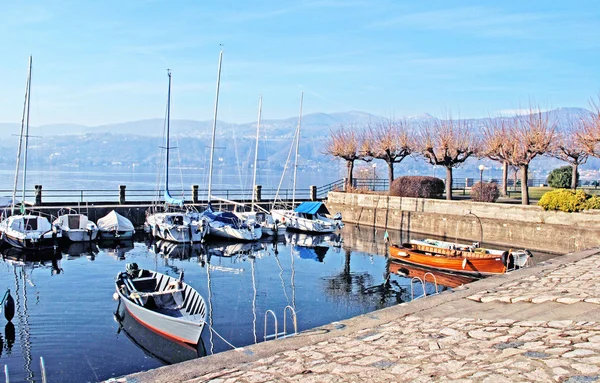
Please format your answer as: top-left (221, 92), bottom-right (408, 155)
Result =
top-left (325, 191), bottom-right (600, 254)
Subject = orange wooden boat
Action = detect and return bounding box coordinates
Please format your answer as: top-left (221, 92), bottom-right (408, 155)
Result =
top-left (388, 260), bottom-right (479, 288)
top-left (389, 243), bottom-right (509, 276)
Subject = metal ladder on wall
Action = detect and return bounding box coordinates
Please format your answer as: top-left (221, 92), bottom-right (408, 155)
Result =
top-left (264, 305), bottom-right (298, 341)
top-left (4, 357), bottom-right (47, 383)
top-left (411, 272), bottom-right (439, 300)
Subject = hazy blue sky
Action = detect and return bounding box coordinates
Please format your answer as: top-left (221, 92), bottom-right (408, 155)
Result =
top-left (1, 0), bottom-right (599, 126)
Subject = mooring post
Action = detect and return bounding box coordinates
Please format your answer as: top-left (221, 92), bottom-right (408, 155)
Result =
top-left (254, 185), bottom-right (262, 202)
top-left (119, 185), bottom-right (126, 204)
top-left (310, 185), bottom-right (317, 201)
top-left (34, 185), bottom-right (42, 206)
top-left (192, 185), bottom-right (199, 204)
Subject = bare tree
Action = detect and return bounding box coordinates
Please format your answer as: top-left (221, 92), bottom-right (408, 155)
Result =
top-left (362, 119), bottom-right (413, 190)
top-left (505, 107), bottom-right (556, 205)
top-left (578, 97), bottom-right (600, 157)
top-left (482, 117), bottom-right (513, 196)
top-left (325, 125), bottom-right (362, 189)
top-left (550, 116), bottom-right (589, 189)
top-left (417, 116), bottom-right (479, 200)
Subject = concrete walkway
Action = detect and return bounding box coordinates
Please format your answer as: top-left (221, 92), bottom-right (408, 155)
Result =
top-left (106, 248), bottom-right (600, 383)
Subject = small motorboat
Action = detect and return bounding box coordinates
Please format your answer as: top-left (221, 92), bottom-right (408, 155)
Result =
top-left (389, 242), bottom-right (531, 277)
top-left (114, 263), bottom-right (207, 345)
top-left (0, 213), bottom-right (61, 250)
top-left (409, 238), bottom-right (533, 268)
top-left (97, 210), bottom-right (135, 240)
top-left (53, 209), bottom-right (98, 242)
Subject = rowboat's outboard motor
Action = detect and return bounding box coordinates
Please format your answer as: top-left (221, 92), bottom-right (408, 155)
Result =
top-left (1, 289), bottom-right (14, 322)
top-left (126, 263), bottom-right (140, 278)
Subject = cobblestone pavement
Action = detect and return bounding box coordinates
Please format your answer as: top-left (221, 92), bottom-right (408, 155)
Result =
top-left (192, 316), bottom-right (600, 383)
top-left (467, 255), bottom-right (600, 305)
top-left (108, 251), bottom-right (600, 383)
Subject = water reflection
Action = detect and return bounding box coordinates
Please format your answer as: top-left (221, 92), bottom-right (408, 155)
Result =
top-left (61, 242), bottom-right (99, 261)
top-left (0, 246), bottom-right (62, 382)
top-left (98, 239), bottom-right (134, 260)
top-left (114, 305), bottom-right (206, 365)
top-left (286, 232), bottom-right (342, 262)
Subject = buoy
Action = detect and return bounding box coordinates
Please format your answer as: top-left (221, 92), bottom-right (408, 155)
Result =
top-left (3, 290), bottom-right (14, 322)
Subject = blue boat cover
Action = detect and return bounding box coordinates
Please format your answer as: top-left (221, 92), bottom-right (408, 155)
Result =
top-left (294, 202), bottom-right (329, 215)
top-left (164, 190), bottom-right (184, 208)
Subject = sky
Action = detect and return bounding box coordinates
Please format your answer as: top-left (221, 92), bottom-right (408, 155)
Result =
top-left (1, 0), bottom-right (599, 127)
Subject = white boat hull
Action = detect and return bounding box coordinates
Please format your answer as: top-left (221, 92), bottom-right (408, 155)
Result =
top-left (116, 269), bottom-right (206, 345)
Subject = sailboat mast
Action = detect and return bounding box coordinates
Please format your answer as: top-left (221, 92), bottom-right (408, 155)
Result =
top-left (165, 69), bottom-right (172, 194)
top-left (207, 50), bottom-right (223, 203)
top-left (251, 96), bottom-right (262, 211)
top-left (11, 56), bottom-right (32, 215)
top-left (292, 92), bottom-right (303, 206)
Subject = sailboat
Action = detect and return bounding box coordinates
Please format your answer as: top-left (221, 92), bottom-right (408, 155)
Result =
top-left (201, 50), bottom-right (262, 242)
top-left (270, 93), bottom-right (344, 234)
top-left (144, 70), bottom-right (208, 243)
top-left (235, 96), bottom-right (286, 237)
top-left (0, 56), bottom-right (62, 250)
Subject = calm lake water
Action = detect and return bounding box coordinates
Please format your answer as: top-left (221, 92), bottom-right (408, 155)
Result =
top-left (0, 225), bottom-right (554, 383)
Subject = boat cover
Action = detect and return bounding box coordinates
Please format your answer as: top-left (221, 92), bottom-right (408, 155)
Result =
top-left (164, 190), bottom-right (184, 208)
top-left (294, 202), bottom-right (329, 215)
top-left (203, 210), bottom-right (242, 227)
top-left (97, 210), bottom-right (135, 232)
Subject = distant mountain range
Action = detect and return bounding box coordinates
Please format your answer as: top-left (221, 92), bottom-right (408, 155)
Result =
top-left (0, 107), bottom-right (595, 179)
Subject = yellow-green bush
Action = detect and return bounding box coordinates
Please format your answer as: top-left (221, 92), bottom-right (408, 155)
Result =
top-left (538, 189), bottom-right (600, 212)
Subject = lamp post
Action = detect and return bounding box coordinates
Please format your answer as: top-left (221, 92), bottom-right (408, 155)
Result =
top-left (478, 164), bottom-right (485, 185)
top-left (372, 163), bottom-right (377, 191)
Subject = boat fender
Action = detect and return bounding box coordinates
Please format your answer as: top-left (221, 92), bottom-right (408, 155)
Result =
top-left (3, 290), bottom-right (14, 322)
top-left (462, 258), bottom-right (468, 269)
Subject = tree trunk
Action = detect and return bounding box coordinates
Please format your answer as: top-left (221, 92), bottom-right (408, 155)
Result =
top-left (520, 164), bottom-right (529, 205)
top-left (346, 160), bottom-right (354, 189)
top-left (446, 167), bottom-right (453, 201)
top-left (501, 161), bottom-right (508, 197)
top-left (387, 161), bottom-right (394, 194)
top-left (571, 163), bottom-right (578, 190)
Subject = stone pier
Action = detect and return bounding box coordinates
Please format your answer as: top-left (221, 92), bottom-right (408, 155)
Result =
top-left (105, 247), bottom-right (600, 383)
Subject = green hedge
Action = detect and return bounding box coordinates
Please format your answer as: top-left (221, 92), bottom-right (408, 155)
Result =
top-left (538, 189), bottom-right (600, 212)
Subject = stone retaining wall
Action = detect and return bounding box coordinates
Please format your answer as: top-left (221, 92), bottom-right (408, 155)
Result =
top-left (326, 192), bottom-right (600, 254)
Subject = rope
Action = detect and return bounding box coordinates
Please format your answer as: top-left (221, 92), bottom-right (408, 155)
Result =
top-left (207, 324), bottom-right (243, 352)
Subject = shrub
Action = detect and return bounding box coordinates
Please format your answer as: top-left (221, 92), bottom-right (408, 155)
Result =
top-left (471, 182), bottom-right (500, 202)
top-left (390, 176), bottom-right (444, 198)
top-left (547, 166), bottom-right (576, 189)
top-left (538, 189), bottom-right (600, 212)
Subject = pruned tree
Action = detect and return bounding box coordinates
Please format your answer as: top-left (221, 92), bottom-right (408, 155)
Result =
top-left (505, 107), bottom-right (556, 205)
top-left (578, 96), bottom-right (600, 157)
top-left (325, 125), bottom-right (362, 189)
top-left (482, 117), bottom-right (513, 196)
top-left (362, 119), bottom-right (413, 191)
top-left (550, 116), bottom-right (589, 190)
top-left (417, 116), bottom-right (479, 200)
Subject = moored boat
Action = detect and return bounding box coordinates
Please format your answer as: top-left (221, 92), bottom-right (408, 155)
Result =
top-left (53, 209), bottom-right (98, 242)
top-left (272, 202), bottom-right (344, 234)
top-left (97, 210), bottom-right (135, 240)
top-left (114, 263), bottom-right (207, 345)
top-left (409, 238), bottom-right (533, 269)
top-left (388, 242), bottom-right (526, 276)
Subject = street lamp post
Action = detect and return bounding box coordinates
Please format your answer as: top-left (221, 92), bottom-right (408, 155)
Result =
top-left (478, 164), bottom-right (485, 185)
top-left (372, 163), bottom-right (377, 191)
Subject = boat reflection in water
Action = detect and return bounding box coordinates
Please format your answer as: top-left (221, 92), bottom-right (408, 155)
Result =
top-left (61, 241), bottom-right (100, 261)
top-left (114, 305), bottom-right (206, 365)
top-left (389, 260), bottom-right (480, 291)
top-left (98, 239), bottom-right (135, 260)
top-left (285, 232), bottom-right (342, 262)
top-left (148, 240), bottom-right (204, 260)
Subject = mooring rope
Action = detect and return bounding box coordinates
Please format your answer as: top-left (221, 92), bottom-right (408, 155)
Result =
top-left (207, 324), bottom-right (243, 352)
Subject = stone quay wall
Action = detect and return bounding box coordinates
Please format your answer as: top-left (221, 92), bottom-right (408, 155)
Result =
top-left (325, 191), bottom-right (600, 254)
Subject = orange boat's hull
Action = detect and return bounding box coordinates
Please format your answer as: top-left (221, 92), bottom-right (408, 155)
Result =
top-left (389, 244), bottom-right (507, 276)
top-left (389, 260), bottom-right (479, 288)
